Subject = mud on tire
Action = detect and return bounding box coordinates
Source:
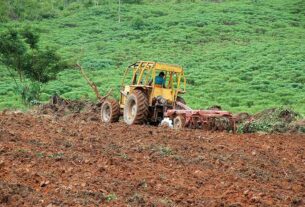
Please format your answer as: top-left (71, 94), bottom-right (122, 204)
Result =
top-left (124, 90), bottom-right (149, 125)
top-left (101, 99), bottom-right (120, 123)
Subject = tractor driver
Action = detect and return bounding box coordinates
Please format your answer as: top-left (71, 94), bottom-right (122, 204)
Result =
top-left (155, 72), bottom-right (165, 88)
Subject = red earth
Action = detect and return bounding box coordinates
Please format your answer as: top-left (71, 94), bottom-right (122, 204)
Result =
top-left (0, 112), bottom-right (304, 206)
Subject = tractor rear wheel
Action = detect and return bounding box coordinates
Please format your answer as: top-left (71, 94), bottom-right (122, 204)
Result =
top-left (173, 115), bottom-right (186, 129)
top-left (101, 99), bottom-right (120, 123)
top-left (124, 90), bottom-right (149, 125)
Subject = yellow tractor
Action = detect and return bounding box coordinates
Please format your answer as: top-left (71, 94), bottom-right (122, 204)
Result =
top-left (101, 61), bottom-right (235, 131)
top-left (101, 61), bottom-right (187, 125)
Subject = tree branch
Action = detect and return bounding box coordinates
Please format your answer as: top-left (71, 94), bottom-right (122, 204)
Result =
top-left (3, 64), bottom-right (19, 88)
top-left (75, 62), bottom-right (112, 103)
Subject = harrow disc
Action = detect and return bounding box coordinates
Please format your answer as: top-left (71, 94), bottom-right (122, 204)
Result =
top-left (173, 115), bottom-right (186, 129)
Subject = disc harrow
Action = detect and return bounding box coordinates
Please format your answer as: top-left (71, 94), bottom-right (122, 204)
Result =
top-left (165, 109), bottom-right (236, 132)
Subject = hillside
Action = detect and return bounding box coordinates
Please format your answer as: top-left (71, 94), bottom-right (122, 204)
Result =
top-left (1, 0), bottom-right (305, 114)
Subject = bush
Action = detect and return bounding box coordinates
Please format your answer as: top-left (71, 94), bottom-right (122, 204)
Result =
top-left (131, 17), bottom-right (145, 29)
top-left (124, 0), bottom-right (143, 4)
top-left (229, 97), bottom-right (240, 107)
top-left (187, 79), bottom-right (196, 85)
top-left (246, 101), bottom-right (254, 108)
top-left (14, 82), bottom-right (41, 105)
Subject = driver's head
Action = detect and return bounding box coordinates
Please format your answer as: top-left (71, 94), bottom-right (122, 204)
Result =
top-left (159, 72), bottom-right (165, 77)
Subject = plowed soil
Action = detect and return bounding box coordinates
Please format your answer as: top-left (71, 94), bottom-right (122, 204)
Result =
top-left (0, 112), bottom-right (304, 207)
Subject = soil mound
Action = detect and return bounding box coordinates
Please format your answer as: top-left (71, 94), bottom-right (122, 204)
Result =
top-left (36, 95), bottom-right (101, 121)
top-left (239, 108), bottom-right (301, 133)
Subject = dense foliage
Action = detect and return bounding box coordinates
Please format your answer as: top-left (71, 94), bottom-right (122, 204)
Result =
top-left (0, 0), bottom-right (304, 114)
top-left (0, 0), bottom-right (143, 21)
top-left (0, 28), bottom-right (66, 104)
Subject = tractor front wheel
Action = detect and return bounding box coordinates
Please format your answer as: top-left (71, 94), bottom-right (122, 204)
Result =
top-left (124, 90), bottom-right (149, 125)
top-left (101, 99), bottom-right (120, 123)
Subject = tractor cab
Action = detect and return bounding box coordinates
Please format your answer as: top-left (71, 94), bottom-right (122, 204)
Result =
top-left (120, 61), bottom-right (186, 109)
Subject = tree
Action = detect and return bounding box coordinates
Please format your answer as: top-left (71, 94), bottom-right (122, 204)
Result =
top-left (118, 0), bottom-right (121, 23)
top-left (0, 27), bottom-right (67, 105)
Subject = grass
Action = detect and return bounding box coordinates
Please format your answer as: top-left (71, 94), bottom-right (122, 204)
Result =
top-left (105, 193), bottom-right (117, 202)
top-left (48, 152), bottom-right (64, 160)
top-left (159, 146), bottom-right (173, 157)
top-left (0, 0), bottom-right (305, 114)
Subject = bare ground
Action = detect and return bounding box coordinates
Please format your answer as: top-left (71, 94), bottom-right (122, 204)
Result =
top-left (0, 112), bottom-right (304, 206)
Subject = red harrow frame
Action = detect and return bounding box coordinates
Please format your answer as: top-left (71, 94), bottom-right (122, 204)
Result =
top-left (165, 103), bottom-right (236, 132)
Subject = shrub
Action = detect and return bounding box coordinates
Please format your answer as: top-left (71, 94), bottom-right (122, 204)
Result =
top-left (14, 82), bottom-right (41, 105)
top-left (187, 79), bottom-right (196, 85)
top-left (131, 17), bottom-right (145, 29)
top-left (229, 97), bottom-right (240, 107)
top-left (246, 100), bottom-right (254, 108)
top-left (124, 0), bottom-right (143, 4)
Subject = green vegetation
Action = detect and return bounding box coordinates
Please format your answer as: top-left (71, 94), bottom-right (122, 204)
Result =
top-left (238, 107), bottom-right (300, 133)
top-left (105, 193), bottom-right (117, 202)
top-left (0, 28), bottom-right (66, 105)
top-left (48, 152), bottom-right (65, 160)
top-left (0, 0), bottom-right (305, 114)
top-left (159, 146), bottom-right (173, 157)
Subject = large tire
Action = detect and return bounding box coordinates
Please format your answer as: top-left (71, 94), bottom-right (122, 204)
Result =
top-left (101, 99), bottom-right (120, 123)
top-left (173, 115), bottom-right (186, 129)
top-left (124, 90), bottom-right (149, 125)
